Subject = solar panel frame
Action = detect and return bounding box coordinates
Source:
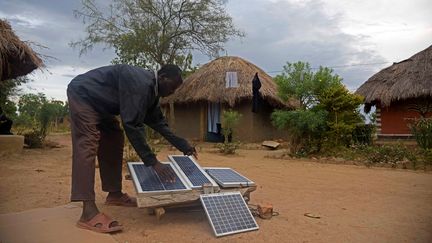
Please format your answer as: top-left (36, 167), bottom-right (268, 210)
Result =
top-left (127, 162), bottom-right (191, 194)
top-left (168, 155), bottom-right (218, 189)
top-left (200, 192), bottom-right (259, 237)
top-left (203, 167), bottom-right (256, 188)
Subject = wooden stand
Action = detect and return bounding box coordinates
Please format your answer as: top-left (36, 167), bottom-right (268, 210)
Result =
top-left (137, 186), bottom-right (257, 220)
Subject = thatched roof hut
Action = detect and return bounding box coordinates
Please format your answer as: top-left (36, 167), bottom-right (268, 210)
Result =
top-left (161, 56), bottom-right (295, 108)
top-left (161, 56), bottom-right (294, 142)
top-left (0, 19), bottom-right (43, 81)
top-left (356, 45), bottom-right (432, 137)
top-left (356, 45), bottom-right (432, 109)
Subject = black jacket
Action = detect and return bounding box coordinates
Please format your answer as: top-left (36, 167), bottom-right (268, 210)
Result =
top-left (68, 64), bottom-right (191, 166)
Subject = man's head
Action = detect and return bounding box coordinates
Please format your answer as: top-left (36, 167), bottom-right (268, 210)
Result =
top-left (157, 64), bottom-right (183, 97)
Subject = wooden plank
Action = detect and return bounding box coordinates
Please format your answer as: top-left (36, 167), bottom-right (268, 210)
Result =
top-left (136, 186), bottom-right (257, 208)
top-left (262, 140), bottom-right (280, 149)
top-left (154, 207), bottom-right (165, 220)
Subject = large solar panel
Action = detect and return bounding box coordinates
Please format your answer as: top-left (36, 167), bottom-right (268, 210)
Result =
top-left (200, 192), bottom-right (259, 237)
top-left (169, 155), bottom-right (218, 189)
top-left (204, 167), bottom-right (255, 188)
top-left (127, 162), bottom-right (191, 194)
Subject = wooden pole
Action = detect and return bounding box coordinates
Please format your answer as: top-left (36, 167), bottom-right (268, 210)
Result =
top-left (200, 103), bottom-right (206, 141)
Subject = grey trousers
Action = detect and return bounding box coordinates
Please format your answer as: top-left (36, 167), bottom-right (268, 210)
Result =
top-left (67, 89), bottom-right (124, 201)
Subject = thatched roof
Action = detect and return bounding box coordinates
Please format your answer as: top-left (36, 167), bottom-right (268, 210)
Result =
top-left (0, 19), bottom-right (43, 81)
top-left (356, 45), bottom-right (432, 108)
top-left (161, 56), bottom-right (295, 108)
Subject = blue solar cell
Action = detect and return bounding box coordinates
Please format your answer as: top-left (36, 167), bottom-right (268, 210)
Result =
top-left (206, 168), bottom-right (253, 186)
top-left (200, 192), bottom-right (259, 237)
top-left (132, 164), bottom-right (186, 192)
top-left (170, 156), bottom-right (211, 187)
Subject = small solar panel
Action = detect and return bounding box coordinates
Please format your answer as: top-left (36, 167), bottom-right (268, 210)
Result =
top-left (169, 155), bottom-right (218, 189)
top-left (200, 192), bottom-right (259, 237)
top-left (127, 162), bottom-right (191, 194)
top-left (204, 167), bottom-right (255, 188)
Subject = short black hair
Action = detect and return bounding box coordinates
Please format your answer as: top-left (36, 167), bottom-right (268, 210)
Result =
top-left (158, 64), bottom-right (183, 83)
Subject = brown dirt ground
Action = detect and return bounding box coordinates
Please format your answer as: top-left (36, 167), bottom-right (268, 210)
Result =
top-left (1, 134), bottom-right (431, 243)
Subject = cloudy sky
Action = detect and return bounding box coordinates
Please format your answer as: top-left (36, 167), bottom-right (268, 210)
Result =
top-left (1, 0), bottom-right (431, 101)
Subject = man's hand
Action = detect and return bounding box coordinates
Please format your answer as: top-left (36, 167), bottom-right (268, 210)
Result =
top-left (152, 161), bottom-right (176, 182)
top-left (184, 146), bottom-right (198, 159)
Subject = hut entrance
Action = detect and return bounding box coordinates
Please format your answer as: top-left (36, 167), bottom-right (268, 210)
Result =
top-left (206, 102), bottom-right (223, 142)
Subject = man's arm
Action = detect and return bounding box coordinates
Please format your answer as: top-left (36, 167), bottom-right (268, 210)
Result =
top-left (121, 96), bottom-right (159, 167)
top-left (118, 67), bottom-right (160, 167)
top-left (118, 67), bottom-right (176, 181)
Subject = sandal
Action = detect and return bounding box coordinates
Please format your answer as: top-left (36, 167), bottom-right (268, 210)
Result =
top-left (76, 213), bottom-right (123, 233)
top-left (105, 193), bottom-right (137, 207)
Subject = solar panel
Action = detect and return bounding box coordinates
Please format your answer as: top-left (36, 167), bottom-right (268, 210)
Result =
top-left (204, 167), bottom-right (255, 188)
top-left (127, 162), bottom-right (191, 194)
top-left (169, 155), bottom-right (218, 189)
top-left (200, 192), bottom-right (259, 237)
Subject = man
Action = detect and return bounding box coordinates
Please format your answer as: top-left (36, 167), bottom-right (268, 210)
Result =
top-left (67, 64), bottom-right (196, 233)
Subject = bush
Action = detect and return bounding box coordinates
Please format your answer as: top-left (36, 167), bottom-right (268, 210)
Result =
top-left (352, 124), bottom-right (375, 145)
top-left (410, 118), bottom-right (432, 150)
top-left (216, 142), bottom-right (240, 155)
top-left (24, 129), bottom-right (45, 148)
top-left (221, 110), bottom-right (242, 143)
top-left (272, 109), bottom-right (327, 154)
top-left (422, 149), bottom-right (432, 165)
top-left (364, 145), bottom-right (416, 167)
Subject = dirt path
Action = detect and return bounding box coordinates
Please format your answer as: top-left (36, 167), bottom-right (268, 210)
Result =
top-left (1, 134), bottom-right (431, 243)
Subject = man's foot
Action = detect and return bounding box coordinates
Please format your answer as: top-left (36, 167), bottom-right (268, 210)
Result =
top-left (77, 200), bottom-right (122, 233)
top-left (105, 192), bottom-right (137, 207)
top-left (77, 213), bottom-right (123, 233)
top-left (80, 200), bottom-right (100, 222)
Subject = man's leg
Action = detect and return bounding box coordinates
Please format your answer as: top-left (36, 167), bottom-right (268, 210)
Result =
top-left (97, 117), bottom-right (124, 196)
top-left (68, 90), bottom-right (102, 221)
top-left (97, 117), bottom-right (137, 206)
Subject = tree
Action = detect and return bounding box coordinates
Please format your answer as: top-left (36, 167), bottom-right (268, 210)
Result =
top-left (272, 61), bottom-right (363, 154)
top-left (14, 93), bottom-right (68, 147)
top-left (316, 84), bottom-right (363, 146)
top-left (47, 100), bottom-right (69, 130)
top-left (17, 93), bottom-right (47, 124)
top-left (274, 62), bottom-right (315, 109)
top-left (71, 0), bottom-right (243, 69)
top-left (0, 76), bottom-right (31, 117)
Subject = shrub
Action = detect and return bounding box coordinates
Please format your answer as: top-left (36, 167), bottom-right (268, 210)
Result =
top-left (217, 110), bottom-right (242, 154)
top-left (410, 118), bottom-right (432, 150)
top-left (364, 145), bottom-right (416, 167)
top-left (272, 109), bottom-right (327, 154)
top-left (216, 142), bottom-right (240, 155)
top-left (352, 124), bottom-right (375, 145)
top-left (221, 110), bottom-right (242, 143)
top-left (422, 149), bottom-right (432, 165)
top-left (24, 129), bottom-right (45, 148)
top-left (272, 61), bottom-right (363, 155)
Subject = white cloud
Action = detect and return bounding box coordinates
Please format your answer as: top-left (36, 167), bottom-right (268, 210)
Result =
top-left (0, 12), bottom-right (45, 28)
top-left (320, 0), bottom-right (432, 61)
top-left (22, 65), bottom-right (95, 101)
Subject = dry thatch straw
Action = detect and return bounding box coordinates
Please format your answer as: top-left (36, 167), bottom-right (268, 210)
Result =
top-left (0, 19), bottom-right (43, 81)
top-left (161, 56), bottom-right (296, 108)
top-left (356, 45), bottom-right (432, 108)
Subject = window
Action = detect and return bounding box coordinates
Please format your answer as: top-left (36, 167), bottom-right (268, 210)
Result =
top-left (225, 72), bottom-right (238, 88)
